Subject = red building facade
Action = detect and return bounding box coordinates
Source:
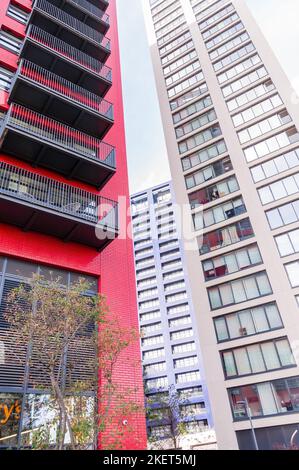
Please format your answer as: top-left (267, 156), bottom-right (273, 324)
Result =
top-left (0, 0), bottom-right (146, 449)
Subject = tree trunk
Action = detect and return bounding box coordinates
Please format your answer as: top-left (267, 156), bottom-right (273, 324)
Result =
top-left (171, 420), bottom-right (178, 449)
top-left (57, 407), bottom-right (65, 450)
top-left (49, 370), bottom-right (76, 450)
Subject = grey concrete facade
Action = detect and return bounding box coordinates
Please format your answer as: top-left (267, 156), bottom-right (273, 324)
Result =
top-left (144, 0), bottom-right (299, 450)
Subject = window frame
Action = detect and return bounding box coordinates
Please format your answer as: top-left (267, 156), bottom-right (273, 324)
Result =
top-left (221, 337), bottom-right (296, 379)
top-left (213, 302), bottom-right (284, 343)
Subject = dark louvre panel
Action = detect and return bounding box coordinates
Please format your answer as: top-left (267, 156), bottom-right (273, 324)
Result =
top-left (0, 279), bottom-right (28, 389)
top-left (0, 260), bottom-right (97, 395)
top-left (27, 342), bottom-right (53, 390)
top-left (65, 322), bottom-right (96, 392)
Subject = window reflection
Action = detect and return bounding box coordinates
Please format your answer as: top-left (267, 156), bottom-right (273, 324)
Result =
top-left (229, 377), bottom-right (299, 420)
top-left (0, 393), bottom-right (22, 448)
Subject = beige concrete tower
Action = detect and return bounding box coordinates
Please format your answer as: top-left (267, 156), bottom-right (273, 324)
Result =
top-left (144, 0), bottom-right (299, 450)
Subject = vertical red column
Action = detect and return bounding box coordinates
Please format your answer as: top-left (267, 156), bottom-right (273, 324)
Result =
top-left (0, 0), bottom-right (146, 449)
top-left (98, 0), bottom-right (147, 450)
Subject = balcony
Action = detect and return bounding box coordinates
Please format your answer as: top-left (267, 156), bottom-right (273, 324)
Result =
top-left (28, 0), bottom-right (111, 62)
top-left (50, 0), bottom-right (110, 34)
top-left (9, 60), bottom-right (114, 139)
top-left (21, 25), bottom-right (112, 96)
top-left (0, 162), bottom-right (118, 250)
top-left (0, 104), bottom-right (116, 188)
top-left (90, 0), bottom-right (109, 13)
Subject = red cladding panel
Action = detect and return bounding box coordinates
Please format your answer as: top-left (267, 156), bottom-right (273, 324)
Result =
top-left (0, 0), bottom-right (146, 449)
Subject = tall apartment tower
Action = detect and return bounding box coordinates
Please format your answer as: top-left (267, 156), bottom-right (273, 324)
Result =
top-left (0, 0), bottom-right (146, 449)
top-left (144, 0), bottom-right (299, 450)
top-left (131, 181), bottom-right (217, 449)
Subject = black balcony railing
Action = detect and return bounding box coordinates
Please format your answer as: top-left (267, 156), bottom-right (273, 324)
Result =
top-left (10, 60), bottom-right (114, 134)
top-left (31, 0), bottom-right (111, 52)
top-left (66, 0), bottom-right (110, 25)
top-left (25, 25), bottom-right (112, 83)
top-left (7, 104), bottom-right (115, 167)
top-left (0, 104), bottom-right (116, 187)
top-left (0, 161), bottom-right (117, 225)
top-left (0, 162), bottom-right (118, 248)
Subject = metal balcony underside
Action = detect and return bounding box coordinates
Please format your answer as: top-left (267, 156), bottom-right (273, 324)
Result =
top-left (9, 61), bottom-right (114, 139)
top-left (0, 105), bottom-right (116, 189)
top-left (0, 162), bottom-right (118, 250)
top-left (51, 0), bottom-right (110, 34)
top-left (28, 0), bottom-right (111, 62)
top-left (90, 0), bottom-right (109, 14)
top-left (21, 26), bottom-right (112, 96)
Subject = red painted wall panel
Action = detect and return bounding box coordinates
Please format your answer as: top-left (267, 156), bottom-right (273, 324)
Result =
top-left (0, 0), bottom-right (147, 449)
top-left (98, 0), bottom-right (147, 449)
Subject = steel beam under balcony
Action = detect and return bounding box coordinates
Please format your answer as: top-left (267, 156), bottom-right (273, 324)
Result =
top-left (21, 25), bottom-right (112, 96)
top-left (28, 0), bottom-right (111, 62)
top-left (50, 0), bottom-right (110, 35)
top-left (0, 162), bottom-right (118, 250)
top-left (9, 60), bottom-right (114, 139)
top-left (0, 104), bottom-right (116, 188)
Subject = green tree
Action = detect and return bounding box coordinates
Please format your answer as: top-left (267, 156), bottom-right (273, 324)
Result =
top-left (146, 385), bottom-right (190, 450)
top-left (5, 274), bottom-right (143, 450)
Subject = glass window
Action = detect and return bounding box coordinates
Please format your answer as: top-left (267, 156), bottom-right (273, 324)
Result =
top-left (165, 58), bottom-right (200, 86)
top-left (7, 4), bottom-right (28, 24)
top-left (168, 71), bottom-right (204, 99)
top-left (276, 339), bottom-right (295, 366)
top-left (267, 206), bottom-right (287, 229)
top-left (239, 310), bottom-right (255, 335)
top-left (0, 393), bottom-right (22, 447)
top-left (0, 66), bottom-right (13, 91)
top-left (244, 128), bottom-right (299, 163)
top-left (199, 219), bottom-right (254, 254)
top-left (230, 385), bottom-right (263, 419)
top-left (261, 342), bottom-right (280, 369)
top-left (259, 172), bottom-right (299, 206)
top-left (258, 273), bottom-right (272, 295)
top-left (213, 43), bottom-right (255, 72)
top-left (222, 338), bottom-right (295, 378)
top-left (287, 377), bottom-right (299, 411)
top-left (246, 344), bottom-right (265, 373)
top-left (252, 307), bottom-right (269, 332)
top-left (234, 348), bottom-right (251, 375)
top-left (229, 376), bottom-right (299, 420)
top-left (203, 245), bottom-right (262, 281)
top-left (256, 383), bottom-right (278, 416)
top-left (209, 272), bottom-right (272, 309)
top-left (209, 288), bottom-right (222, 309)
top-left (0, 29), bottom-right (22, 54)
top-left (265, 304), bottom-right (282, 329)
top-left (214, 317), bottom-right (229, 341)
top-left (214, 303), bottom-right (283, 342)
top-left (195, 197), bottom-right (247, 230)
top-left (6, 259), bottom-right (37, 278)
top-left (285, 261), bottom-right (299, 288)
top-left (275, 229), bottom-right (299, 256)
top-left (290, 230), bottom-right (299, 252)
top-left (226, 314), bottom-right (241, 339)
top-left (243, 276), bottom-right (259, 299)
top-left (220, 283), bottom-right (235, 306)
top-left (171, 83), bottom-right (209, 111)
top-left (223, 351), bottom-right (237, 377)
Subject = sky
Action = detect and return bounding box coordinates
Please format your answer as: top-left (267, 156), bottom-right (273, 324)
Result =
top-left (116, 0), bottom-right (299, 195)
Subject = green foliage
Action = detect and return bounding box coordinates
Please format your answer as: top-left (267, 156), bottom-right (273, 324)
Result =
top-left (145, 385), bottom-right (190, 450)
top-left (4, 274), bottom-right (144, 450)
